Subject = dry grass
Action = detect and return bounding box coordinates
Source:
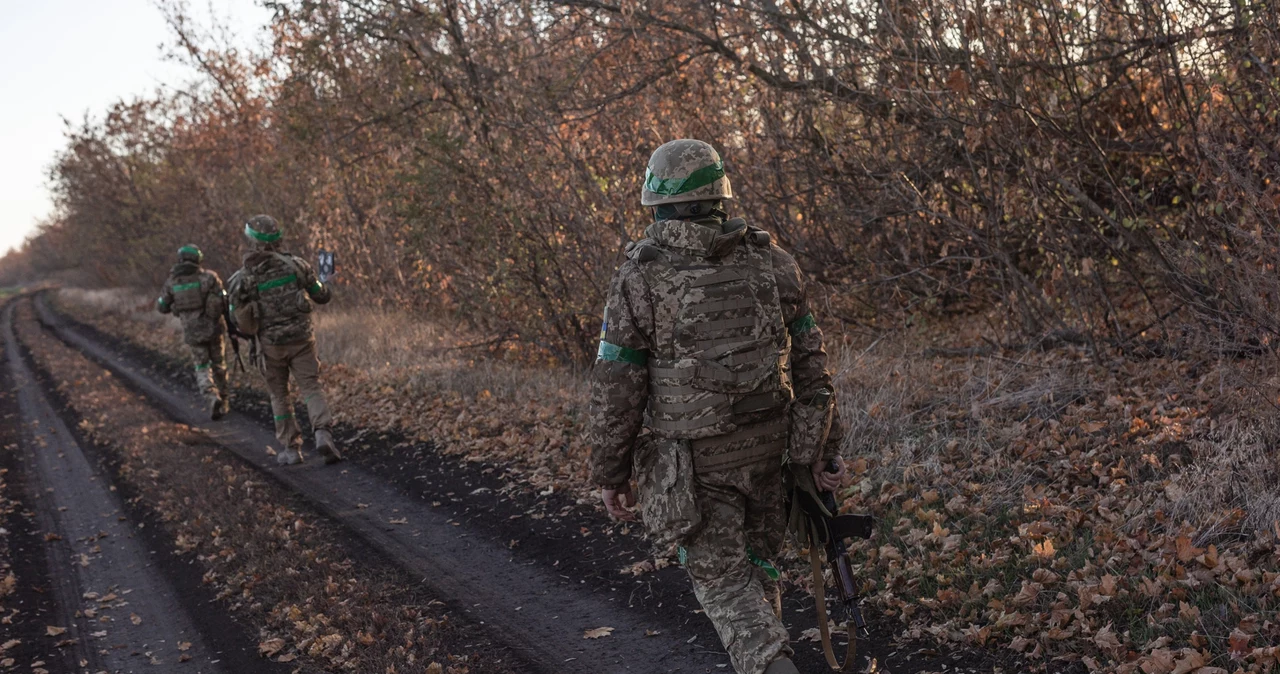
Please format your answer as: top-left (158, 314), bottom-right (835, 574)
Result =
top-left (56, 287), bottom-right (582, 403)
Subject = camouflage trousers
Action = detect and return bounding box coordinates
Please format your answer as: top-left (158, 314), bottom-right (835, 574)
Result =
top-left (676, 460), bottom-right (792, 674)
top-left (261, 338), bottom-right (332, 448)
top-left (188, 334), bottom-right (228, 405)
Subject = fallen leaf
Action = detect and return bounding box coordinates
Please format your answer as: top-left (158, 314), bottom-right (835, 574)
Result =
top-left (583, 626), bottom-right (614, 639)
top-left (45, 626), bottom-right (66, 637)
top-left (1170, 649), bottom-right (1206, 674)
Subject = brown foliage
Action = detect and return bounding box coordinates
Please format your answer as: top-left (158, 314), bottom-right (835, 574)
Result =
top-left (4, 0), bottom-right (1280, 360)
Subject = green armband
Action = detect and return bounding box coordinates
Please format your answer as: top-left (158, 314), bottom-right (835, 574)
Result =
top-left (596, 341), bottom-right (648, 366)
top-left (788, 313), bottom-right (817, 336)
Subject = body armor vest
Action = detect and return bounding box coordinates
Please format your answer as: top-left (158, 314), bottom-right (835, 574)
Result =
top-left (237, 252), bottom-right (313, 343)
top-left (169, 272), bottom-right (208, 313)
top-left (630, 219), bottom-right (794, 471)
top-left (167, 264), bottom-right (223, 345)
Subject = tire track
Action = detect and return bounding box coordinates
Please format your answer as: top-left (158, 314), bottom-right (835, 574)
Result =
top-left (32, 294), bottom-right (731, 674)
top-left (3, 301), bottom-right (239, 674)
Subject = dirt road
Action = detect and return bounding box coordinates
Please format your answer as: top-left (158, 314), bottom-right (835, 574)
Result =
top-left (2, 301), bottom-right (269, 674)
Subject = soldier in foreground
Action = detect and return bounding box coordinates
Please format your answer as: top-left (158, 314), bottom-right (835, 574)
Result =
top-left (228, 215), bottom-right (342, 466)
top-left (588, 140), bottom-right (846, 674)
top-left (156, 244), bottom-right (231, 420)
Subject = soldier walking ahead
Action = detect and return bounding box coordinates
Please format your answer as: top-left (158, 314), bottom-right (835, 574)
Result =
top-left (157, 244), bottom-right (231, 420)
top-left (588, 140), bottom-right (846, 674)
top-left (228, 215), bottom-right (342, 466)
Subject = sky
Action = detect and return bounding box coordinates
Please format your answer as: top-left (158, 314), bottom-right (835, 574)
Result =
top-left (0, 0), bottom-right (274, 256)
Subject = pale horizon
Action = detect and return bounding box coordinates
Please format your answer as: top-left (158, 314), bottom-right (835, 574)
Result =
top-left (0, 0), bottom-right (272, 256)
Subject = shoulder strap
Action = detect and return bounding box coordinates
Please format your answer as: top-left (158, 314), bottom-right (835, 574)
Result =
top-left (809, 538), bottom-right (859, 671)
top-left (625, 238), bottom-right (666, 264)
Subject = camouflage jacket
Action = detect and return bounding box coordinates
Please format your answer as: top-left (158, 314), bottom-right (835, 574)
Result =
top-left (586, 217), bottom-right (840, 487)
top-left (228, 251), bottom-right (331, 345)
top-left (157, 262), bottom-right (226, 345)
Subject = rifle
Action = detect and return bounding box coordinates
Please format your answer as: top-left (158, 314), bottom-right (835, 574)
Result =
top-left (222, 291), bottom-right (248, 373)
top-left (793, 461), bottom-right (875, 671)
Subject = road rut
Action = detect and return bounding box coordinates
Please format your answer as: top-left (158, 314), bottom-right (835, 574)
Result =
top-left (3, 301), bottom-right (243, 674)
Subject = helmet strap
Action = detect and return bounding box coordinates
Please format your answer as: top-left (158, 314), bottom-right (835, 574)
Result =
top-left (654, 200), bottom-right (726, 224)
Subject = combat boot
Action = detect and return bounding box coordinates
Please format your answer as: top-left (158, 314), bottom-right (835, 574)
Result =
top-left (215, 396), bottom-right (230, 420)
top-left (209, 393), bottom-right (227, 419)
top-left (208, 394), bottom-right (224, 421)
top-left (315, 429), bottom-right (343, 465)
top-left (276, 446), bottom-right (304, 466)
top-left (764, 657), bottom-right (801, 674)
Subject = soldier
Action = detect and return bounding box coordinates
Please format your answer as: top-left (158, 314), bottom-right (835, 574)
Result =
top-left (156, 244), bottom-right (231, 420)
top-left (228, 215), bottom-right (342, 466)
top-left (587, 140), bottom-right (847, 674)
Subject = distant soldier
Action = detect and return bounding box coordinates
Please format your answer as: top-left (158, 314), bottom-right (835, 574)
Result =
top-left (227, 215), bottom-right (342, 466)
top-left (157, 244), bottom-right (231, 420)
top-left (587, 140), bottom-right (846, 674)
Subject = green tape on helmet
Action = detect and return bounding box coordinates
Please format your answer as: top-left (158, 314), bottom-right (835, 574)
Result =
top-left (245, 222), bottom-right (283, 243)
top-left (177, 244), bottom-right (203, 263)
top-left (643, 161), bottom-right (725, 197)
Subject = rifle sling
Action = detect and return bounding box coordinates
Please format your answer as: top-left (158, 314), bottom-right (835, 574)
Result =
top-left (809, 520), bottom-right (859, 672)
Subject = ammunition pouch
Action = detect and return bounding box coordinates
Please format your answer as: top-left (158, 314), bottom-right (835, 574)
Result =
top-left (232, 301), bottom-right (261, 337)
top-left (646, 341), bottom-right (790, 440)
top-left (204, 288), bottom-right (226, 322)
top-left (634, 435), bottom-right (702, 547)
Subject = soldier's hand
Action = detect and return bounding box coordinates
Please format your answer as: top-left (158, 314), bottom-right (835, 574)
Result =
top-left (601, 482), bottom-right (637, 521)
top-left (812, 455), bottom-right (847, 493)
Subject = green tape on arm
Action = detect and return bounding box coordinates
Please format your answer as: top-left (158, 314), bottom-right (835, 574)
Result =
top-left (596, 341), bottom-right (648, 366)
top-left (789, 313), bottom-right (817, 336)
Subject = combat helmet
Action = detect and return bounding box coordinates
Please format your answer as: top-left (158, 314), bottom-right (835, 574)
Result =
top-left (177, 244), bottom-right (203, 263)
top-left (244, 214), bottom-right (282, 249)
top-left (640, 139), bottom-right (734, 207)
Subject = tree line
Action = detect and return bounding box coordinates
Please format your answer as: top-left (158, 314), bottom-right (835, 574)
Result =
top-left (4, 0), bottom-right (1278, 362)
